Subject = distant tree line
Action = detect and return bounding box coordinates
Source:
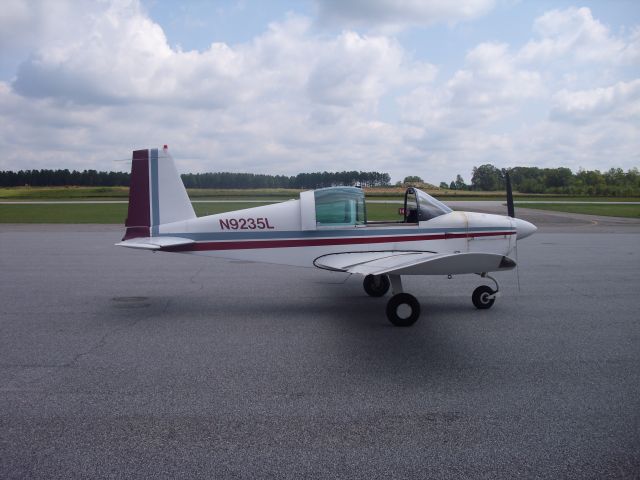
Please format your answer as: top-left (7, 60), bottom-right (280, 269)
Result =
top-left (3, 165), bottom-right (638, 195)
top-left (181, 171), bottom-right (391, 189)
top-left (0, 169), bottom-right (131, 187)
top-left (441, 165), bottom-right (640, 196)
top-left (0, 169), bottom-right (391, 189)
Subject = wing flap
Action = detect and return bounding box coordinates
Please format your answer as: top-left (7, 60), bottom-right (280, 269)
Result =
top-left (315, 251), bottom-right (516, 276)
top-left (115, 236), bottom-right (195, 250)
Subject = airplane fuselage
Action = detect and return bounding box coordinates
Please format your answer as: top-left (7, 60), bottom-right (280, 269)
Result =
top-left (154, 202), bottom-right (522, 270)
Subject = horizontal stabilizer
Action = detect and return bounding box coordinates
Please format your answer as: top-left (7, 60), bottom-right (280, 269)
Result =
top-left (314, 251), bottom-right (516, 276)
top-left (115, 236), bottom-right (195, 250)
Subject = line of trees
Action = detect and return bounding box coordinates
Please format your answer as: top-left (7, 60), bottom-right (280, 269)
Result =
top-left (0, 169), bottom-right (391, 189)
top-left (181, 171), bottom-right (390, 189)
top-left (2, 165), bottom-right (638, 195)
top-left (441, 165), bottom-right (640, 196)
top-left (0, 169), bottom-right (131, 187)
top-left (290, 171), bottom-right (391, 188)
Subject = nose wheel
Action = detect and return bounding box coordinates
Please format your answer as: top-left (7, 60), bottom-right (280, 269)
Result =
top-left (472, 273), bottom-right (498, 309)
top-left (472, 285), bottom-right (495, 309)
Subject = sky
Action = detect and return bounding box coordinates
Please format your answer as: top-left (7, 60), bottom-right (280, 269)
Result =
top-left (0, 0), bottom-right (639, 185)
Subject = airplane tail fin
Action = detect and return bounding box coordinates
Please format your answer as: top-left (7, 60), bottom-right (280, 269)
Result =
top-left (122, 146), bottom-right (196, 241)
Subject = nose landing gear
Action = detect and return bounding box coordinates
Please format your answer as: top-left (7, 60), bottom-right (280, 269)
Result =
top-left (472, 273), bottom-right (499, 309)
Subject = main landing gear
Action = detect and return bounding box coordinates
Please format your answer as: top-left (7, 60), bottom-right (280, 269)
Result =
top-left (363, 274), bottom-right (390, 297)
top-left (363, 274), bottom-right (420, 327)
top-left (362, 272), bottom-right (500, 327)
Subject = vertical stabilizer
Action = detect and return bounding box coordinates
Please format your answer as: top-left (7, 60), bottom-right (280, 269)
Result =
top-left (123, 147), bottom-right (196, 240)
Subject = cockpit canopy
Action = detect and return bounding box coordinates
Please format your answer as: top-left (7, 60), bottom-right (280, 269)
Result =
top-left (303, 185), bottom-right (450, 228)
top-left (314, 187), bottom-right (366, 226)
top-left (403, 187), bottom-right (452, 222)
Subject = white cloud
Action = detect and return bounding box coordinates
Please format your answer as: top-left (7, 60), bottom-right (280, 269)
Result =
top-left (11, 3), bottom-right (434, 113)
top-left (394, 7), bottom-right (640, 179)
top-left (315, 0), bottom-right (495, 31)
top-left (12, 1), bottom-right (239, 106)
top-left (1, 1), bottom-right (438, 180)
top-left (306, 32), bottom-right (436, 110)
top-left (448, 42), bottom-right (543, 114)
top-left (518, 7), bottom-right (639, 65)
top-left (0, 0), bottom-right (33, 50)
top-left (400, 42), bottom-right (543, 128)
top-left (0, 1), bottom-right (638, 185)
top-left (550, 79), bottom-right (640, 124)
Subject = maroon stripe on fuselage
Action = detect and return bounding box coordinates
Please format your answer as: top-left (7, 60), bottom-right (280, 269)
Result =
top-left (165, 231), bottom-right (515, 252)
top-left (123, 149), bottom-right (150, 240)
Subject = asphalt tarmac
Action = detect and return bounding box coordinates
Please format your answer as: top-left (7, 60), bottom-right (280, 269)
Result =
top-left (1, 211), bottom-right (639, 479)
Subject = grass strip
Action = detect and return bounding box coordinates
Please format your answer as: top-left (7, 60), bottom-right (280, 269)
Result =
top-left (521, 203), bottom-right (640, 218)
top-left (0, 201), bottom-right (402, 224)
top-left (0, 204), bottom-right (129, 223)
top-left (3, 186), bottom-right (639, 202)
top-left (2, 200), bottom-right (637, 224)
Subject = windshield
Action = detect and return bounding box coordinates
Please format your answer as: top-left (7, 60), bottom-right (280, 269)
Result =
top-left (404, 187), bottom-right (451, 222)
top-left (416, 188), bottom-right (452, 219)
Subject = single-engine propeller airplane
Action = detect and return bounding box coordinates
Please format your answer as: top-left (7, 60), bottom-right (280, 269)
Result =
top-left (117, 146), bottom-right (536, 326)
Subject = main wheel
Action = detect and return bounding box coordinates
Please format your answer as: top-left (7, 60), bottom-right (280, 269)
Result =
top-left (472, 285), bottom-right (495, 309)
top-left (386, 293), bottom-right (420, 327)
top-left (363, 274), bottom-right (390, 297)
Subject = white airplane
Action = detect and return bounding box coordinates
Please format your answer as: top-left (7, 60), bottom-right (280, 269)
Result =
top-left (117, 147), bottom-right (536, 326)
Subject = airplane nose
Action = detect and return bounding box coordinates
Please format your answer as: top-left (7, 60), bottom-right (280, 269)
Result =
top-left (513, 218), bottom-right (537, 239)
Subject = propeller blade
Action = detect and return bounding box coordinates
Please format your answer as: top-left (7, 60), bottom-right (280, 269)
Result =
top-left (515, 242), bottom-right (521, 292)
top-left (505, 171), bottom-right (515, 218)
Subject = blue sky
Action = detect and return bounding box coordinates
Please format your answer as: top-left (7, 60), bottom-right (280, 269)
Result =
top-left (1, 0), bottom-right (638, 184)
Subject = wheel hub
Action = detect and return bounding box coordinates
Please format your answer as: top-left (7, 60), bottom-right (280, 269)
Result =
top-left (396, 304), bottom-right (412, 319)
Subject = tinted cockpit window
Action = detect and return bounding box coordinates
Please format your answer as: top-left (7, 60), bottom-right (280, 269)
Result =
top-left (314, 187), bottom-right (366, 226)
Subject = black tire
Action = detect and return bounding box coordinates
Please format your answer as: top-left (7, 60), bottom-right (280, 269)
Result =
top-left (386, 293), bottom-right (420, 327)
top-left (472, 285), bottom-right (495, 309)
top-left (363, 274), bottom-right (390, 297)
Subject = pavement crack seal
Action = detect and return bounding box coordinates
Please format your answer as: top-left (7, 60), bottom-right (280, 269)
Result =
top-left (66, 330), bottom-right (112, 367)
top-left (188, 265), bottom-right (206, 293)
top-left (63, 296), bottom-right (151, 367)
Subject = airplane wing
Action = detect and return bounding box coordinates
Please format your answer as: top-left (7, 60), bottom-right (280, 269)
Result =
top-left (314, 251), bottom-right (516, 276)
top-left (115, 236), bottom-right (195, 250)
